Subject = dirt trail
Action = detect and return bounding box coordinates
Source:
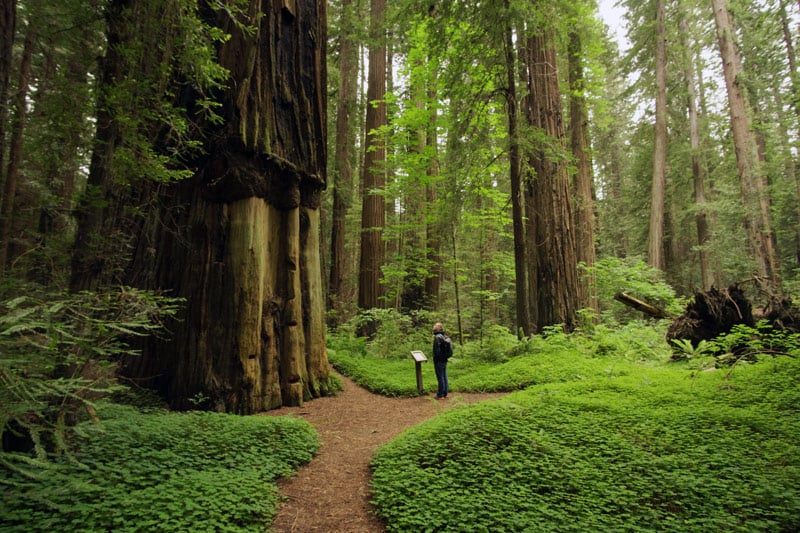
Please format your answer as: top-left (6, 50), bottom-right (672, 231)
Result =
top-left (263, 372), bottom-right (504, 532)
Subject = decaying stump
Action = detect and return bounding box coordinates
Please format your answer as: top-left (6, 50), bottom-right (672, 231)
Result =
top-left (666, 285), bottom-right (754, 349)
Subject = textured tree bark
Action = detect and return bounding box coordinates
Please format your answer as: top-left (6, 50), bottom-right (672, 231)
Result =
top-left (778, 0), bottom-right (800, 268)
top-left (503, 0), bottom-right (532, 337)
top-left (125, 0), bottom-right (331, 413)
top-left (70, 0), bottom-right (172, 291)
top-left (648, 0), bottom-right (667, 272)
top-left (0, 1), bottom-right (35, 276)
top-left (711, 0), bottom-right (782, 294)
top-left (0, 0), bottom-right (15, 207)
top-left (521, 29), bottom-right (580, 332)
top-left (424, 77), bottom-right (442, 307)
top-left (680, 15), bottom-right (714, 291)
top-left (328, 0), bottom-right (358, 327)
top-left (358, 0), bottom-right (387, 312)
top-left (568, 29), bottom-right (598, 318)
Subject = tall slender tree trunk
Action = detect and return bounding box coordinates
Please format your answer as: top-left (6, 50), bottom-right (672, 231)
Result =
top-left (522, 29), bottom-right (580, 332)
top-left (0, 0), bottom-right (15, 211)
top-left (424, 77), bottom-right (441, 306)
top-left (680, 15), bottom-right (713, 290)
top-left (328, 0), bottom-right (359, 327)
top-left (0, 1), bottom-right (35, 276)
top-left (711, 0), bottom-right (782, 293)
top-left (358, 0), bottom-right (387, 311)
top-left (70, 0), bottom-right (167, 291)
top-left (503, 0), bottom-right (531, 337)
top-left (568, 29), bottom-right (598, 317)
top-left (778, 0), bottom-right (800, 267)
top-left (648, 0), bottom-right (668, 271)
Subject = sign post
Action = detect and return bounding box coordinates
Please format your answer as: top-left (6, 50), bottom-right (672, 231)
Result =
top-left (410, 350), bottom-right (428, 395)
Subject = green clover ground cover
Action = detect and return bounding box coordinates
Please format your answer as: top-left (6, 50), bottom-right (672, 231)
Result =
top-left (370, 357), bottom-right (800, 532)
top-left (328, 323), bottom-right (669, 396)
top-left (1, 405), bottom-right (318, 532)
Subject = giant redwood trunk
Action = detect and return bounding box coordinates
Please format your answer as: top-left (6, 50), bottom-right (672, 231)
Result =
top-left (521, 29), bottom-right (580, 332)
top-left (126, 1), bottom-right (331, 412)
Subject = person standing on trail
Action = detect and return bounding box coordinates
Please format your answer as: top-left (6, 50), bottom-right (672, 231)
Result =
top-left (432, 322), bottom-right (452, 400)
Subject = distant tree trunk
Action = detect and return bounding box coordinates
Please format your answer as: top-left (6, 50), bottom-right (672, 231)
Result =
top-left (521, 29), bottom-right (580, 332)
top-left (328, 0), bottom-right (358, 327)
top-left (70, 0), bottom-right (167, 291)
top-left (680, 15), bottom-right (713, 290)
top-left (568, 29), bottom-right (598, 317)
top-left (0, 0), bottom-right (15, 208)
top-left (424, 79), bottom-right (441, 307)
top-left (778, 0), bottom-right (800, 266)
top-left (0, 2), bottom-right (35, 276)
top-left (648, 0), bottom-right (667, 272)
top-left (503, 0), bottom-right (531, 337)
top-left (358, 0), bottom-right (387, 311)
top-left (124, 0), bottom-right (331, 413)
top-left (711, 0), bottom-right (782, 294)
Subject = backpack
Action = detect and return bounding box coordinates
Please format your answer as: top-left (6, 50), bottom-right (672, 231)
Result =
top-left (440, 334), bottom-right (453, 359)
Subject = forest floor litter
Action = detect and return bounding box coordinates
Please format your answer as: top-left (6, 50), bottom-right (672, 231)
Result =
top-left (263, 371), bottom-right (506, 532)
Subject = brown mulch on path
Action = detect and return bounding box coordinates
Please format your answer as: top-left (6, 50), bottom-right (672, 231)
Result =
top-left (263, 371), bottom-right (506, 532)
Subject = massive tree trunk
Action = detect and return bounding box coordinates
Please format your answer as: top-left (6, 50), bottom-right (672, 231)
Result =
top-left (521, 29), bottom-right (580, 332)
top-left (125, 1), bottom-right (331, 413)
top-left (711, 0), bottom-right (782, 294)
top-left (648, 0), bottom-right (667, 272)
top-left (568, 29), bottom-right (598, 317)
top-left (328, 0), bottom-right (358, 327)
top-left (358, 0), bottom-right (387, 311)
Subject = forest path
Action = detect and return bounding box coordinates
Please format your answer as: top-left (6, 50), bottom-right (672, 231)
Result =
top-left (263, 371), bottom-right (505, 532)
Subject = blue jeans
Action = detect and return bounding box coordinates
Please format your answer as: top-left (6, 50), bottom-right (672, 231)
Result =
top-left (434, 359), bottom-right (448, 398)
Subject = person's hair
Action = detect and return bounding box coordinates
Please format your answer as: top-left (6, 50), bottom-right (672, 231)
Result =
top-left (433, 322), bottom-right (443, 332)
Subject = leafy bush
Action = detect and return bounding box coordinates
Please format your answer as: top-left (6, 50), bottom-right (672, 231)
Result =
top-left (371, 358), bottom-right (800, 532)
top-left (584, 256), bottom-right (688, 323)
top-left (710, 320), bottom-right (800, 361)
top-left (458, 324), bottom-right (519, 363)
top-left (1, 404), bottom-right (319, 532)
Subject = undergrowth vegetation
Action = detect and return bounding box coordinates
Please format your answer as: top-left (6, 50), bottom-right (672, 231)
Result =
top-left (1, 404), bottom-right (318, 532)
top-left (327, 313), bottom-right (673, 397)
top-left (329, 302), bottom-right (800, 531)
top-left (370, 357), bottom-right (800, 532)
top-left (0, 285), bottom-right (319, 532)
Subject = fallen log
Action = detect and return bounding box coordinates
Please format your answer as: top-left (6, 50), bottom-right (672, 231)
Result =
top-left (613, 292), bottom-right (672, 319)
